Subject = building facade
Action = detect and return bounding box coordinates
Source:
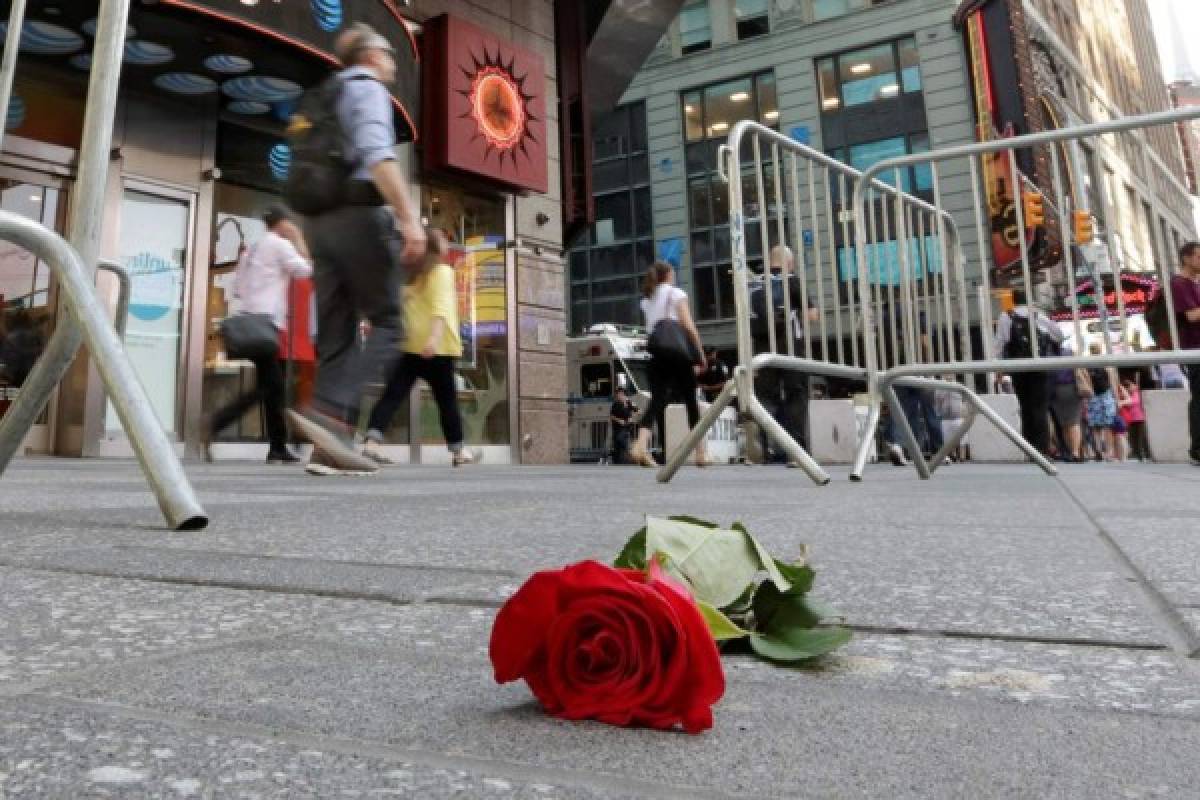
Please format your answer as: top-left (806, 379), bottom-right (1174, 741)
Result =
top-left (0, 0), bottom-right (672, 464)
top-left (567, 0), bottom-right (1197, 355)
top-left (1021, 0), bottom-right (1195, 284)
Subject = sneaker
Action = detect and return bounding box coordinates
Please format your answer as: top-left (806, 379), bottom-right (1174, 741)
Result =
top-left (305, 448), bottom-right (377, 477)
top-left (452, 448), bottom-right (482, 468)
top-left (361, 442), bottom-right (397, 466)
top-left (287, 408), bottom-right (379, 474)
top-left (266, 448), bottom-right (301, 465)
top-left (887, 443), bottom-right (909, 467)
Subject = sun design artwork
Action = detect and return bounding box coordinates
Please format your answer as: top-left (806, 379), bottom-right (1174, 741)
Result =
top-left (458, 47), bottom-right (539, 168)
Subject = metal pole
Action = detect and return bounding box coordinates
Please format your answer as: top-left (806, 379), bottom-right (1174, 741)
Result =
top-left (0, 212), bottom-right (207, 529)
top-left (0, 0), bottom-right (131, 472)
top-left (98, 259), bottom-right (130, 340)
top-left (0, 0), bottom-right (27, 154)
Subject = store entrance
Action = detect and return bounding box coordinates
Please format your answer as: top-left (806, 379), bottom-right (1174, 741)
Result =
top-left (0, 170), bottom-right (68, 454)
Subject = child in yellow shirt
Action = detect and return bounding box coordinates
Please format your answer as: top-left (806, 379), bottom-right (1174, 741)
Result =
top-left (363, 234), bottom-right (475, 466)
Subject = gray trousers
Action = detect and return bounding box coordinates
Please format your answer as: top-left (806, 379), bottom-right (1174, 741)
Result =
top-left (305, 205), bottom-right (403, 423)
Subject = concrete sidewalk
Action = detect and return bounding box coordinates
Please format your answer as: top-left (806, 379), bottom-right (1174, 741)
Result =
top-left (1, 459), bottom-right (1198, 798)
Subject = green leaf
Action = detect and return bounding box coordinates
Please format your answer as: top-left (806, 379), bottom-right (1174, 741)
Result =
top-left (613, 527), bottom-right (647, 570)
top-left (645, 517), bottom-right (763, 607)
top-left (773, 560), bottom-right (815, 596)
top-left (749, 627), bottom-right (853, 663)
top-left (751, 583), bottom-right (821, 632)
top-left (725, 583), bottom-right (757, 615)
top-left (668, 515), bottom-right (721, 529)
top-left (732, 522), bottom-right (795, 595)
top-left (696, 600), bottom-right (750, 641)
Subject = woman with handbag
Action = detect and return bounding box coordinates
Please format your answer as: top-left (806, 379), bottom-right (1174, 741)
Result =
top-left (1049, 345), bottom-right (1087, 462)
top-left (205, 207), bottom-right (312, 464)
top-left (629, 261), bottom-right (712, 468)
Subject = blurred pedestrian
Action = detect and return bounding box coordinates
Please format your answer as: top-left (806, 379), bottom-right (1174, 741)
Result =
top-left (609, 386), bottom-right (637, 464)
top-left (1172, 241), bottom-right (1200, 465)
top-left (697, 346), bottom-right (729, 404)
top-left (1120, 375), bottom-right (1149, 461)
top-left (361, 230), bottom-right (476, 468)
top-left (629, 261), bottom-right (710, 468)
top-left (1086, 343), bottom-right (1119, 461)
top-left (204, 206), bottom-right (311, 465)
top-left (994, 288), bottom-right (1063, 455)
top-left (286, 22), bottom-right (428, 476)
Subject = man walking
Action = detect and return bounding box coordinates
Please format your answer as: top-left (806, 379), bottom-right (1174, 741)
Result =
top-left (1173, 242), bottom-right (1200, 465)
top-left (286, 22), bottom-right (428, 476)
top-left (994, 287), bottom-right (1064, 456)
top-left (748, 245), bottom-right (818, 462)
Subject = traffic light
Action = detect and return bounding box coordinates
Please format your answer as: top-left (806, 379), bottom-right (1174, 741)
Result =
top-left (1073, 210), bottom-right (1094, 245)
top-left (1021, 191), bottom-right (1045, 228)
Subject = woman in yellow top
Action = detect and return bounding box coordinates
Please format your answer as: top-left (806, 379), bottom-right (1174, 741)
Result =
top-left (363, 235), bottom-right (475, 466)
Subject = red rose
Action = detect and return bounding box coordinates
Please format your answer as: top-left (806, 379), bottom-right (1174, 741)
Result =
top-left (489, 560), bottom-right (724, 734)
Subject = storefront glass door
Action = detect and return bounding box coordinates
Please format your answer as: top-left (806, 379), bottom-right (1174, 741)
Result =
top-left (0, 177), bottom-right (65, 445)
top-left (107, 187), bottom-right (193, 436)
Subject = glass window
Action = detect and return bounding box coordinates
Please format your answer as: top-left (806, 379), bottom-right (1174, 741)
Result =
top-left (580, 364), bottom-right (613, 399)
top-left (595, 192), bottom-right (633, 241)
top-left (570, 251), bottom-right (589, 281)
top-left (683, 92), bottom-right (704, 142)
top-left (689, 180), bottom-right (713, 228)
top-left (898, 37), bottom-right (922, 92)
top-left (415, 185), bottom-right (511, 448)
top-left (757, 73), bottom-right (779, 126)
top-left (813, 0), bottom-right (874, 22)
top-left (0, 181), bottom-right (63, 427)
top-left (704, 77), bottom-right (753, 140)
top-left (593, 159), bottom-right (629, 193)
top-left (817, 58), bottom-right (839, 112)
top-left (840, 43), bottom-right (898, 107)
top-left (633, 187), bottom-right (653, 237)
top-left (849, 137), bottom-right (908, 185)
top-left (735, 0), bottom-right (770, 39)
top-left (910, 133), bottom-right (933, 192)
top-left (629, 104), bottom-right (648, 153)
top-left (692, 266), bottom-right (717, 320)
top-left (592, 106), bottom-right (630, 160)
top-left (680, 0), bottom-right (712, 55)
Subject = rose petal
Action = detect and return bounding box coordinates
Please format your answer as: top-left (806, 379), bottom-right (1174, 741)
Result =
top-left (489, 569), bottom-right (563, 684)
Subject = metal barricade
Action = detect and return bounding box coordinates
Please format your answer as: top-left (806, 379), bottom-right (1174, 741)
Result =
top-left (849, 107), bottom-right (1200, 481)
top-left (0, 0), bottom-right (207, 530)
top-left (658, 120), bottom-right (964, 485)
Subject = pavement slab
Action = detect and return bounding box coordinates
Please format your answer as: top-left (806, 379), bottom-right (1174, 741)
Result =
top-left (2, 459), bottom-right (1200, 797)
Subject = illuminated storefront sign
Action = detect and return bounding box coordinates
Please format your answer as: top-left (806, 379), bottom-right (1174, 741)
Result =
top-left (422, 14), bottom-right (549, 193)
top-left (1050, 273), bottom-right (1158, 320)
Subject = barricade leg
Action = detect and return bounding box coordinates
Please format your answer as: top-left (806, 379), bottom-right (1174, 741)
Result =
top-left (880, 379), bottom-right (931, 480)
top-left (849, 399), bottom-right (882, 482)
top-left (960, 382), bottom-right (1058, 476)
top-left (742, 393), bottom-right (830, 486)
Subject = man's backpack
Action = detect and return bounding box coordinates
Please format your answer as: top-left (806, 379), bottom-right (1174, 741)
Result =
top-left (1005, 312), bottom-right (1059, 359)
top-left (283, 74), bottom-right (374, 216)
top-left (748, 275), bottom-right (792, 339)
top-left (1143, 284), bottom-right (1173, 349)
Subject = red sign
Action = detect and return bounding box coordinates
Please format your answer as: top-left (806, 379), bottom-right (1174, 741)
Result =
top-left (422, 14), bottom-right (548, 193)
top-left (1050, 273), bottom-right (1158, 321)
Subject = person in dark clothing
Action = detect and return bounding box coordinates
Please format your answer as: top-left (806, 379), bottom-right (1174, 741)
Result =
top-left (994, 289), bottom-right (1064, 456)
top-left (205, 207), bottom-right (311, 464)
top-left (697, 347), bottom-right (730, 403)
top-left (1173, 241), bottom-right (1200, 465)
top-left (749, 245), bottom-right (818, 461)
top-left (609, 386), bottom-right (637, 464)
top-left (629, 261), bottom-right (710, 468)
top-left (286, 23), bottom-right (429, 476)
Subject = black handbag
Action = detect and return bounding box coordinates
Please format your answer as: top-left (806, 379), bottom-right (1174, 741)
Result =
top-left (648, 318), bottom-right (700, 364)
top-left (219, 313), bottom-right (278, 361)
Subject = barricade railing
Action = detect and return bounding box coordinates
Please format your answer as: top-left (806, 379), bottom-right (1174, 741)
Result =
top-left (0, 0), bottom-right (207, 530)
top-left (849, 106), bottom-right (1200, 481)
top-left (658, 120), bottom-right (966, 485)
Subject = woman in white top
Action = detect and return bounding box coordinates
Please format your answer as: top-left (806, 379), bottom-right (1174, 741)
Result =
top-left (205, 207), bottom-right (312, 464)
top-left (629, 261), bottom-right (711, 468)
